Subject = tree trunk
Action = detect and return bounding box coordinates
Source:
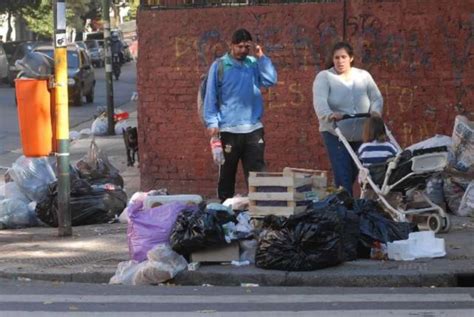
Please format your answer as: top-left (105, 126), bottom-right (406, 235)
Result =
top-left (6, 11), bottom-right (13, 41)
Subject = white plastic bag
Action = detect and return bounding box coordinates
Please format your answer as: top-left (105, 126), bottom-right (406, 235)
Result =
top-left (0, 182), bottom-right (29, 202)
top-left (110, 244), bottom-right (187, 285)
top-left (10, 156), bottom-right (57, 202)
top-left (91, 115), bottom-right (108, 136)
top-left (114, 120), bottom-right (129, 135)
top-left (458, 181), bottom-right (474, 217)
top-left (0, 198), bottom-right (39, 229)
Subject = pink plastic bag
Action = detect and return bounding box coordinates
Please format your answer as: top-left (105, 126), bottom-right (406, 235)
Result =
top-left (127, 201), bottom-right (196, 262)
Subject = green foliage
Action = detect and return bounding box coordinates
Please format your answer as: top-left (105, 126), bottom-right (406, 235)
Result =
top-left (22, 0), bottom-right (95, 38)
top-left (126, 0), bottom-right (139, 21)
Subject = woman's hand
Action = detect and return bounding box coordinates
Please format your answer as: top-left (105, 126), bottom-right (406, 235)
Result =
top-left (329, 112), bottom-right (344, 121)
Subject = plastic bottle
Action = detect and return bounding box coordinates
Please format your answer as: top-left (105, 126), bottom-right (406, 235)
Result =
top-left (210, 136), bottom-right (225, 165)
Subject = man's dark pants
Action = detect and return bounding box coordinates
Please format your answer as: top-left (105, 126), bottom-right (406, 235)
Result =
top-left (218, 128), bottom-right (265, 201)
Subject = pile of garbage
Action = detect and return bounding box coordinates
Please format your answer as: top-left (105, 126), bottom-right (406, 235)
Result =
top-left (109, 189), bottom-right (422, 285)
top-left (0, 140), bottom-right (127, 229)
top-left (411, 115), bottom-right (474, 217)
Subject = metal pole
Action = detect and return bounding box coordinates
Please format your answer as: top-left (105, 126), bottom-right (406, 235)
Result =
top-left (54, 0), bottom-right (71, 237)
top-left (103, 0), bottom-right (115, 135)
top-left (343, 0), bottom-right (347, 41)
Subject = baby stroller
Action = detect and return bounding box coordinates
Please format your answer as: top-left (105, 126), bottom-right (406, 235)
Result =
top-left (334, 114), bottom-right (451, 233)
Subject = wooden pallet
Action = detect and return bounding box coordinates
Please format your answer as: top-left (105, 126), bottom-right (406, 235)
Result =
top-left (248, 168), bottom-right (328, 217)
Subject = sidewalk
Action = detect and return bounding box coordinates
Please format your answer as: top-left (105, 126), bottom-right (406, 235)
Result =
top-left (1, 103), bottom-right (474, 287)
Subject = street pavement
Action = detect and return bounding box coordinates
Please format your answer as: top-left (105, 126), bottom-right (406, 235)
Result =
top-left (0, 279), bottom-right (473, 316)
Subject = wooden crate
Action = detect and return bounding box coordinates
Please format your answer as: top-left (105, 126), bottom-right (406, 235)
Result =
top-left (282, 167), bottom-right (328, 199)
top-left (248, 169), bottom-right (327, 217)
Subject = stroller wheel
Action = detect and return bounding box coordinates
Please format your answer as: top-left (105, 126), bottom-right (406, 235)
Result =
top-left (427, 214), bottom-right (442, 233)
top-left (439, 215), bottom-right (451, 233)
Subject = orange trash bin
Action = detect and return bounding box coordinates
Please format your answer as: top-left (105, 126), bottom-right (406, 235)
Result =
top-left (15, 78), bottom-right (53, 157)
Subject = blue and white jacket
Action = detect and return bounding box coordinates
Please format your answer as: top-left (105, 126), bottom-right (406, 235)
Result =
top-left (203, 53), bottom-right (277, 133)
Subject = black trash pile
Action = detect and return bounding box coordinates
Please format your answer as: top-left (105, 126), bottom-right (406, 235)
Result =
top-left (35, 141), bottom-right (127, 227)
top-left (253, 190), bottom-right (417, 271)
top-left (170, 203), bottom-right (237, 256)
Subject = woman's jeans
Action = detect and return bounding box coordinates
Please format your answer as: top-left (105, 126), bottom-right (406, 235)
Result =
top-left (321, 131), bottom-right (361, 196)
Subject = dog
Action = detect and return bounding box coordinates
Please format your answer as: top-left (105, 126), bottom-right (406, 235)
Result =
top-left (123, 126), bottom-right (139, 167)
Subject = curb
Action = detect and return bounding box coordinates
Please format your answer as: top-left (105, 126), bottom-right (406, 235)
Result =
top-left (1, 264), bottom-right (472, 287)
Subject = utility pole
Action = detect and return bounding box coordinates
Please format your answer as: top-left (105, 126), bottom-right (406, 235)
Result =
top-left (103, 0), bottom-right (115, 135)
top-left (54, 0), bottom-right (71, 237)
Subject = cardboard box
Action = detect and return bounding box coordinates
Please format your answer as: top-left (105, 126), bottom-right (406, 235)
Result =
top-left (190, 242), bottom-right (239, 263)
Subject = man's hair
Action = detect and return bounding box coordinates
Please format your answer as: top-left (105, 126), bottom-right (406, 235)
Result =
top-left (363, 116), bottom-right (388, 143)
top-left (231, 28), bottom-right (253, 44)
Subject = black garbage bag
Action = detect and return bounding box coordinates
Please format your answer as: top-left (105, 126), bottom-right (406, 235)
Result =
top-left (170, 207), bottom-right (236, 255)
top-left (311, 189), bottom-right (354, 210)
top-left (255, 209), bottom-right (344, 271)
top-left (308, 204), bottom-right (360, 262)
top-left (75, 140), bottom-right (124, 187)
top-left (35, 178), bottom-right (127, 227)
top-left (353, 199), bottom-right (417, 258)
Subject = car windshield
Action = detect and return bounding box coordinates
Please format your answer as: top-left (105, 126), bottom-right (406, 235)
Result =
top-left (35, 49), bottom-right (80, 69)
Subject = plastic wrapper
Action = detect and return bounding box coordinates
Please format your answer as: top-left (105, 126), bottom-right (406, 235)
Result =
top-left (10, 156), bottom-right (57, 202)
top-left (425, 175), bottom-right (445, 205)
top-left (75, 140), bottom-right (124, 187)
top-left (35, 178), bottom-right (127, 227)
top-left (110, 244), bottom-right (187, 285)
top-left (91, 115), bottom-right (108, 136)
top-left (0, 182), bottom-right (30, 202)
top-left (458, 181), bottom-right (474, 217)
top-left (353, 199), bottom-right (417, 258)
top-left (451, 115), bottom-right (474, 172)
top-left (170, 205), bottom-right (236, 255)
top-left (255, 209), bottom-right (344, 271)
top-left (443, 176), bottom-right (469, 215)
top-left (127, 201), bottom-right (196, 262)
top-left (0, 198), bottom-right (39, 229)
top-left (239, 239), bottom-right (258, 263)
top-left (15, 51), bottom-right (54, 79)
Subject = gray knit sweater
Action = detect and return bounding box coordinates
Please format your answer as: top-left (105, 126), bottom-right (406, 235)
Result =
top-left (312, 67), bottom-right (383, 133)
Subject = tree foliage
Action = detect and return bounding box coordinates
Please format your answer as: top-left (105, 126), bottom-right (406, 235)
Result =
top-left (22, 0), bottom-right (97, 38)
top-left (0, 0), bottom-right (41, 40)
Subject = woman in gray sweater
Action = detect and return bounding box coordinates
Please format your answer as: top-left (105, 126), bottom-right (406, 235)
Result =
top-left (313, 41), bottom-right (383, 196)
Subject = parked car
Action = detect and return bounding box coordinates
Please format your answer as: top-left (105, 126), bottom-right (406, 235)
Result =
top-left (5, 41), bottom-right (37, 86)
top-left (0, 43), bottom-right (8, 81)
top-left (33, 44), bottom-right (96, 107)
top-left (84, 39), bottom-right (105, 68)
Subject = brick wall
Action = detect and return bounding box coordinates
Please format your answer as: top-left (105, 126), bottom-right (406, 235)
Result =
top-left (137, 0), bottom-right (474, 197)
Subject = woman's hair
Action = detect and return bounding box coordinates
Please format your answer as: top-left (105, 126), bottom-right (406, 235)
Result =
top-left (363, 116), bottom-right (388, 143)
top-left (326, 41), bottom-right (355, 69)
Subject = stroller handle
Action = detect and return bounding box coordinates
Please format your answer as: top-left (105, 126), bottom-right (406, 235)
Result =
top-left (341, 113), bottom-right (371, 120)
top-left (332, 113), bottom-right (371, 129)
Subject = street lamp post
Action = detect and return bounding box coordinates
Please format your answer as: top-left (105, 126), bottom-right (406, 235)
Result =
top-left (53, 0), bottom-right (71, 237)
top-left (103, 0), bottom-right (115, 135)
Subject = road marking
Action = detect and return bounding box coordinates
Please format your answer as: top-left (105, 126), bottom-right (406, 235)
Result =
top-left (0, 309), bottom-right (473, 317)
top-left (0, 293), bottom-right (471, 304)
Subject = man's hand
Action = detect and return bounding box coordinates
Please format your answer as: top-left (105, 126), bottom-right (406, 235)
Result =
top-left (329, 112), bottom-right (343, 121)
top-left (208, 127), bottom-right (219, 137)
top-left (255, 45), bottom-right (264, 58)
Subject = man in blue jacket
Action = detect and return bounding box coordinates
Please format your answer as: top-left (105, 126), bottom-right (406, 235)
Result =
top-left (203, 28), bottom-right (278, 201)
